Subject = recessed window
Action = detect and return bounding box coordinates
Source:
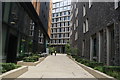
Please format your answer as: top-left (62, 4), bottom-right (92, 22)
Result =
top-left (83, 22), bottom-right (86, 33)
top-left (115, 0), bottom-right (119, 9)
top-left (30, 25), bottom-right (34, 30)
top-left (75, 32), bottom-right (78, 40)
top-left (60, 2), bottom-right (63, 7)
top-left (56, 3), bottom-right (59, 7)
top-left (86, 19), bottom-right (89, 32)
top-left (74, 4), bottom-right (76, 9)
top-left (75, 8), bottom-right (78, 17)
top-left (76, 19), bottom-right (78, 27)
top-left (83, 5), bottom-right (86, 16)
top-left (53, 4), bottom-right (55, 8)
top-left (89, 0), bottom-right (93, 8)
top-left (29, 31), bottom-right (34, 36)
top-left (52, 9), bottom-right (55, 13)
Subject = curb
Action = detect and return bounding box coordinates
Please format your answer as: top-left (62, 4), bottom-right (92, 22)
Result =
top-left (17, 57), bottom-right (46, 66)
top-left (67, 55), bottom-right (117, 80)
top-left (0, 66), bottom-right (28, 79)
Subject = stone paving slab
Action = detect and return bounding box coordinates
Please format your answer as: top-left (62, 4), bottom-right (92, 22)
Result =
top-left (15, 54), bottom-right (97, 79)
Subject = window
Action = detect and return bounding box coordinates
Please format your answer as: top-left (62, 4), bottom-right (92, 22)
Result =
top-left (65, 22), bottom-right (68, 26)
top-left (61, 22), bottom-right (64, 26)
top-left (86, 19), bottom-right (89, 32)
top-left (83, 5), bottom-right (86, 16)
top-left (61, 17), bottom-right (64, 21)
top-left (75, 32), bottom-right (78, 40)
top-left (56, 18), bottom-right (58, 22)
top-left (64, 17), bottom-right (67, 21)
top-left (83, 22), bottom-right (86, 33)
top-left (39, 38), bottom-right (42, 43)
top-left (115, 0), bottom-right (119, 9)
top-left (56, 13), bottom-right (59, 17)
top-left (76, 19), bottom-right (78, 27)
top-left (52, 9), bottom-right (55, 13)
top-left (57, 23), bottom-right (60, 27)
top-left (59, 34), bottom-right (61, 37)
top-left (52, 19), bottom-right (54, 22)
top-left (75, 8), bottom-right (78, 17)
top-left (68, 22), bottom-right (70, 26)
top-left (56, 8), bottom-right (59, 12)
top-left (38, 31), bottom-right (41, 37)
top-left (64, 0), bottom-right (68, 6)
top-left (53, 4), bottom-right (55, 8)
top-left (66, 11), bottom-right (68, 15)
top-left (68, 6), bottom-right (71, 10)
top-left (60, 8), bottom-right (63, 12)
top-left (56, 3), bottom-right (59, 7)
top-left (60, 12), bottom-right (62, 16)
top-left (60, 2), bottom-right (63, 7)
top-left (64, 11), bottom-right (66, 15)
top-left (64, 6), bottom-right (67, 10)
top-left (29, 31), bottom-right (33, 36)
top-left (74, 4), bottom-right (76, 9)
top-left (30, 25), bottom-right (34, 30)
top-left (68, 11), bottom-right (70, 15)
top-left (52, 13), bottom-right (55, 17)
top-left (82, 40), bottom-right (85, 57)
top-left (68, 1), bottom-right (71, 5)
top-left (89, 0), bottom-right (93, 8)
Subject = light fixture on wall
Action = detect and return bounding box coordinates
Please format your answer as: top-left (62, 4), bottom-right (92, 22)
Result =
top-left (10, 21), bottom-right (16, 24)
top-left (10, 10), bottom-right (18, 25)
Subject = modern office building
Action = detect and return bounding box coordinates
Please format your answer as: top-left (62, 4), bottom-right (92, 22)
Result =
top-left (2, 1), bottom-right (52, 63)
top-left (50, 0), bottom-right (71, 53)
top-left (70, 1), bottom-right (120, 66)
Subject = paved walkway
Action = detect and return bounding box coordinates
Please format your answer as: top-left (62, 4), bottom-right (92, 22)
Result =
top-left (16, 54), bottom-right (97, 79)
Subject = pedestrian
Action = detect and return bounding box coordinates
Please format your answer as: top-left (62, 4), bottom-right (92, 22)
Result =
top-left (55, 51), bottom-right (57, 56)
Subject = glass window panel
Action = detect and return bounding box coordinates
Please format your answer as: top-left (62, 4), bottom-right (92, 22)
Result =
top-left (52, 9), bottom-right (55, 13)
top-left (56, 3), bottom-right (59, 7)
top-left (60, 2), bottom-right (63, 7)
top-left (53, 4), bottom-right (55, 8)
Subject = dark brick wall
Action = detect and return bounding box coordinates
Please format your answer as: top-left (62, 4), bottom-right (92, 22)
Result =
top-left (71, 2), bottom-right (120, 66)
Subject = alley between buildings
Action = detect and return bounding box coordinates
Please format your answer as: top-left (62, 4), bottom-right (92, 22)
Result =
top-left (15, 54), bottom-right (97, 80)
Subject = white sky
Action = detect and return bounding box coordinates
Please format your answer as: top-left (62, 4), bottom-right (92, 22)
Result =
top-left (52, 0), bottom-right (63, 3)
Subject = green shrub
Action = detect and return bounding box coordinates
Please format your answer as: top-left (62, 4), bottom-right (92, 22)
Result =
top-left (103, 66), bottom-right (120, 73)
top-left (106, 71), bottom-right (120, 79)
top-left (23, 56), bottom-right (39, 62)
top-left (79, 59), bottom-right (90, 64)
top-left (17, 53), bottom-right (29, 61)
top-left (88, 62), bottom-right (104, 68)
top-left (94, 66), bottom-right (104, 72)
top-left (0, 63), bottom-right (21, 73)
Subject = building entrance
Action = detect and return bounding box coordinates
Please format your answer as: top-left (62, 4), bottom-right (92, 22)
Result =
top-left (6, 34), bottom-right (18, 63)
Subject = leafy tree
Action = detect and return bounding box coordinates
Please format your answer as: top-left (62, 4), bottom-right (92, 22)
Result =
top-left (49, 47), bottom-right (56, 54)
top-left (71, 48), bottom-right (79, 56)
top-left (65, 44), bottom-right (71, 55)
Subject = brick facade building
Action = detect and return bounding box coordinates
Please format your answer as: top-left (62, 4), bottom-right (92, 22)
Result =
top-left (70, 1), bottom-right (120, 66)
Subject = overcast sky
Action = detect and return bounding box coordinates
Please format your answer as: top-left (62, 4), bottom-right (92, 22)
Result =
top-left (52, 0), bottom-right (63, 3)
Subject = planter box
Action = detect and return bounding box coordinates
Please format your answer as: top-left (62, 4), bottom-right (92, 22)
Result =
top-left (67, 55), bottom-right (117, 80)
top-left (0, 66), bottom-right (28, 79)
top-left (17, 57), bottom-right (45, 66)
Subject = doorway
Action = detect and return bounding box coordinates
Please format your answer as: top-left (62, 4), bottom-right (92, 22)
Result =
top-left (107, 25), bottom-right (115, 65)
top-left (6, 34), bottom-right (18, 63)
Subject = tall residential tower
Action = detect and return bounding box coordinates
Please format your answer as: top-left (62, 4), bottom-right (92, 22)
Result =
top-left (50, 0), bottom-right (71, 53)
